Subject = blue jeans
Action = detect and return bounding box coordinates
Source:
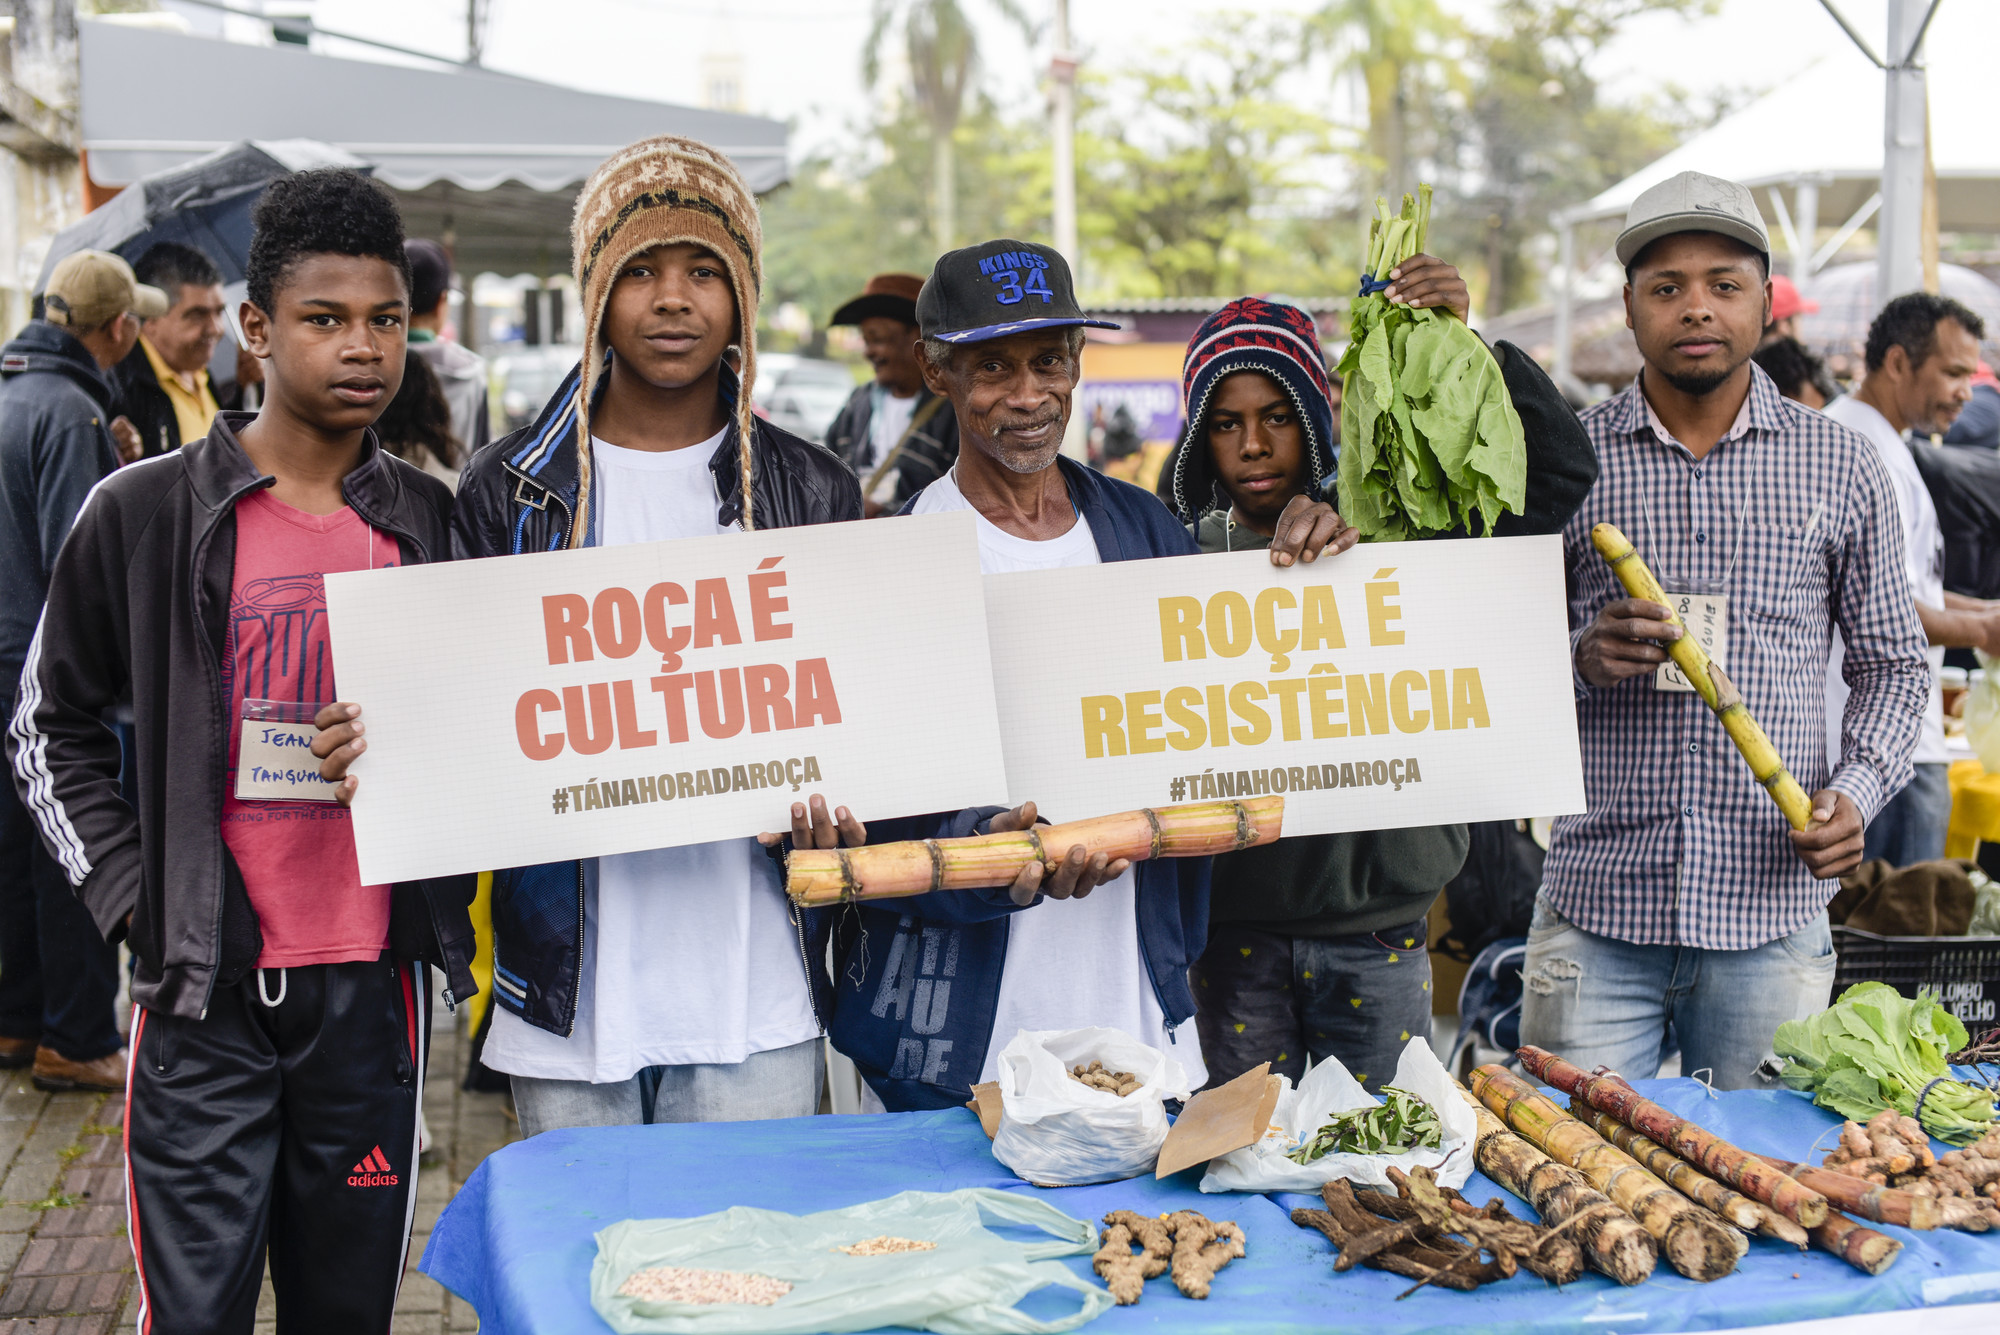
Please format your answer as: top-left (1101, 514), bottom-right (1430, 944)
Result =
top-left (1863, 761), bottom-right (1951, 867)
top-left (510, 1036), bottom-right (825, 1136)
top-left (1517, 897), bottom-right (1837, 1090)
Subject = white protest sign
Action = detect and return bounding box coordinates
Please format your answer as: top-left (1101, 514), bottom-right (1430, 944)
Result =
top-left (324, 512), bottom-right (1006, 883)
top-left (982, 535), bottom-right (1584, 834)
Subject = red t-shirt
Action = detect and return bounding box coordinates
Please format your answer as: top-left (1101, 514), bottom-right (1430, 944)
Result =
top-left (220, 489), bottom-right (400, 968)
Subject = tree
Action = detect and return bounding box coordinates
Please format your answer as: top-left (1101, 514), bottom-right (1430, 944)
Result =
top-left (1076, 28), bottom-right (1345, 298)
top-left (863, 0), bottom-right (1033, 254)
top-left (1304, 0), bottom-right (1460, 203)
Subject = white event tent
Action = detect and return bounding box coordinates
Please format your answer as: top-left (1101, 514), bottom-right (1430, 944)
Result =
top-left (1549, 33), bottom-right (2000, 379)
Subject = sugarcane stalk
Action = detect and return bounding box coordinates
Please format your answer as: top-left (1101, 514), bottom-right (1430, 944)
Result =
top-left (1808, 1206), bottom-right (1903, 1275)
top-left (1589, 523), bottom-right (1813, 830)
top-left (1454, 1082), bottom-right (1657, 1285)
top-left (1470, 1065), bottom-right (1739, 1281)
top-left (1519, 1047), bottom-right (1828, 1227)
top-left (1756, 1156), bottom-right (1942, 1231)
top-left (1577, 1104), bottom-right (1764, 1231)
top-left (783, 797), bottom-right (1283, 906)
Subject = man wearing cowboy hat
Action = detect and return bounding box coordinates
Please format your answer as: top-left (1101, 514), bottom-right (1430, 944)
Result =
top-left (824, 272), bottom-right (959, 516)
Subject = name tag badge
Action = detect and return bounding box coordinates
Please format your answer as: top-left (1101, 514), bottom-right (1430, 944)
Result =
top-left (235, 699), bottom-right (340, 803)
top-left (1656, 587), bottom-right (1727, 693)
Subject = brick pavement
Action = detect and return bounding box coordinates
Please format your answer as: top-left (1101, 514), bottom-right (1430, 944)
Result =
top-left (0, 983), bottom-right (517, 1334)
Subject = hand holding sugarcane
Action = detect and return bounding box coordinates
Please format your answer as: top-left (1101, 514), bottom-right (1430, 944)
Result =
top-left (1586, 524), bottom-right (1864, 876)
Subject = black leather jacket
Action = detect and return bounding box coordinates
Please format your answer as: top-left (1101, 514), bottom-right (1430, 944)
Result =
top-left (450, 360), bottom-right (863, 1035)
top-left (6, 413), bottom-right (478, 1020)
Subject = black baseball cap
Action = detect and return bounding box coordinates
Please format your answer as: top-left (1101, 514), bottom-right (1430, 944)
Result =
top-left (916, 239), bottom-right (1120, 344)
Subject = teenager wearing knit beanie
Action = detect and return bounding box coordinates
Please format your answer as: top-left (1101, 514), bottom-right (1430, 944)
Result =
top-left (325, 137), bottom-right (865, 1136)
top-left (1159, 262), bottom-right (1601, 1097)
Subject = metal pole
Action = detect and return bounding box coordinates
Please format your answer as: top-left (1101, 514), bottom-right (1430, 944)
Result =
top-left (1553, 219), bottom-right (1574, 385)
top-left (467, 0), bottom-right (486, 66)
top-left (1878, 0), bottom-right (1931, 303)
top-left (1050, 0), bottom-right (1078, 273)
top-left (1793, 180), bottom-right (1819, 284)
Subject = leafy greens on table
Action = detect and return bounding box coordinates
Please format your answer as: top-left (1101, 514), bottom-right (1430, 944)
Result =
top-left (1288, 1085), bottom-right (1445, 1164)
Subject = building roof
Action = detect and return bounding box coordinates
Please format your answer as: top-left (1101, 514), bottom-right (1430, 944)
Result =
top-left (76, 20), bottom-right (789, 274)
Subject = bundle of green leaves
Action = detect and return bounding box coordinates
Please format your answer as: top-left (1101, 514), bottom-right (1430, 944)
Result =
top-left (1336, 185), bottom-right (1527, 541)
top-left (1288, 1085), bottom-right (1444, 1164)
top-left (1773, 982), bottom-right (1998, 1146)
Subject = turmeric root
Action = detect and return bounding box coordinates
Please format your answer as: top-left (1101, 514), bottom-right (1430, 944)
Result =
top-left (1096, 1210), bottom-right (1241, 1304)
top-left (1162, 1211), bottom-right (1245, 1299)
top-left (1817, 1114), bottom-right (2000, 1231)
top-left (1100, 1210), bottom-right (1171, 1277)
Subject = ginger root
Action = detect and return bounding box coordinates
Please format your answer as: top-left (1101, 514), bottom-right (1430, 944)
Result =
top-left (1819, 1114), bottom-right (2000, 1231)
top-left (1095, 1209), bottom-right (1242, 1304)
top-left (1070, 1061), bottom-right (1141, 1097)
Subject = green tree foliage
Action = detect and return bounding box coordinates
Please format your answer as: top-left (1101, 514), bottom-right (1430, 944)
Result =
top-left (1304, 0), bottom-right (1461, 203)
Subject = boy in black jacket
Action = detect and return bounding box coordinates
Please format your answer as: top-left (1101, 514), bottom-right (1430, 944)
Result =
top-left (5, 170), bottom-right (474, 1334)
top-left (1161, 274), bottom-right (1596, 1093)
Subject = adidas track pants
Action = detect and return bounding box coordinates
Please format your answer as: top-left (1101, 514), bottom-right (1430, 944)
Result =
top-left (124, 956), bottom-right (431, 1335)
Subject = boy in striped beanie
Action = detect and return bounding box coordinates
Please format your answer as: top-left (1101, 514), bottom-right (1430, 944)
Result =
top-left (1165, 261), bottom-right (1598, 1095)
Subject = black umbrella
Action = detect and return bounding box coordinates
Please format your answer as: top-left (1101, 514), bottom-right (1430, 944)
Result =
top-left (34, 139), bottom-right (369, 292)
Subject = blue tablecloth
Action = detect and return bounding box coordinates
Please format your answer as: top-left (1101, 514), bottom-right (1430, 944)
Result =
top-left (421, 1079), bottom-right (2000, 1335)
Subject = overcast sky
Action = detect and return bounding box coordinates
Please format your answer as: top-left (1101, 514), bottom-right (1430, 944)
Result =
top-left (272, 0), bottom-right (1987, 165)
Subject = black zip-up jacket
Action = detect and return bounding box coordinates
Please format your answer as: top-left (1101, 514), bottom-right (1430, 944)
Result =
top-left (108, 338), bottom-right (194, 459)
top-left (450, 359), bottom-right (862, 1036)
top-left (0, 321), bottom-right (119, 694)
top-left (4, 413), bottom-right (478, 1021)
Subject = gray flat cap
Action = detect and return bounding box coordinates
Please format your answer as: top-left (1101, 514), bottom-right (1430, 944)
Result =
top-left (1616, 170), bottom-right (1770, 268)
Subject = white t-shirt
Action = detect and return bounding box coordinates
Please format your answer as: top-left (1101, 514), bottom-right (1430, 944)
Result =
top-left (864, 387), bottom-right (919, 471)
top-left (1822, 397), bottom-right (1947, 765)
top-left (910, 470), bottom-right (1207, 1087)
top-left (483, 430), bottom-right (821, 1083)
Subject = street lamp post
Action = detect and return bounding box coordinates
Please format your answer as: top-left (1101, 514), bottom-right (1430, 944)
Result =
top-left (1050, 0), bottom-right (1078, 274)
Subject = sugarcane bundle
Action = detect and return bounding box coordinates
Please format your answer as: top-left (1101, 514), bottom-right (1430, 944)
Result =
top-left (1519, 1046), bottom-right (1829, 1227)
top-left (1805, 1206), bottom-right (1904, 1276)
top-left (784, 797), bottom-right (1283, 906)
top-left (1454, 1082), bottom-right (1658, 1284)
top-left (1470, 1065), bottom-right (1740, 1281)
top-left (1589, 523), bottom-right (1813, 830)
top-left (1577, 1105), bottom-right (1806, 1247)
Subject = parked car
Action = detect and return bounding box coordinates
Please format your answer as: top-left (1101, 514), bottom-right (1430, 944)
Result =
top-left (492, 344), bottom-right (583, 434)
top-left (753, 354), bottom-right (859, 444)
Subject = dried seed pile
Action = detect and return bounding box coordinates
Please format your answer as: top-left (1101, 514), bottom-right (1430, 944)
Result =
top-left (616, 1265), bottom-right (792, 1306)
top-left (1070, 1061), bottom-right (1141, 1097)
top-left (1820, 1111), bottom-right (2000, 1231)
top-left (1093, 1209), bottom-right (1243, 1303)
top-left (837, 1235), bottom-right (938, 1256)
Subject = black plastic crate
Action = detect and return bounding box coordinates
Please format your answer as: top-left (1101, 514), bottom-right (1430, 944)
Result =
top-left (1830, 926), bottom-right (2000, 1027)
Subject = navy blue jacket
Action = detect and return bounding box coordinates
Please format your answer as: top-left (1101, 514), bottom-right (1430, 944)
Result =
top-left (828, 457), bottom-right (1208, 1110)
top-left (0, 322), bottom-right (118, 695)
top-left (450, 359), bottom-right (862, 1038)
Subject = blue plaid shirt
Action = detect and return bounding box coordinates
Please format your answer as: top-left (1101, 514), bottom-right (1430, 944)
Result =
top-left (1543, 366), bottom-right (1930, 950)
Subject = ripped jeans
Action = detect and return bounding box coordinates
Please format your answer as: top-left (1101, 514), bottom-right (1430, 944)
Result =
top-left (1517, 897), bottom-right (1836, 1090)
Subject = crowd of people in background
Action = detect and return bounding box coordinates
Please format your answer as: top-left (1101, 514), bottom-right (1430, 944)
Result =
top-left (0, 136), bottom-right (1981, 1329)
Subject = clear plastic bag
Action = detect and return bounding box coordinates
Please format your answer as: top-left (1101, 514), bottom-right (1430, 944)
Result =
top-left (989, 1028), bottom-right (1190, 1187)
top-left (1198, 1036), bottom-right (1475, 1194)
top-left (1965, 652), bottom-right (2000, 772)
top-left (590, 1187), bottom-right (1111, 1335)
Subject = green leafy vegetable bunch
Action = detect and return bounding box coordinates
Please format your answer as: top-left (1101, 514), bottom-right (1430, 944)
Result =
top-left (1773, 981), bottom-right (1998, 1146)
top-left (1336, 184), bottom-right (1527, 541)
top-left (1288, 1085), bottom-right (1444, 1164)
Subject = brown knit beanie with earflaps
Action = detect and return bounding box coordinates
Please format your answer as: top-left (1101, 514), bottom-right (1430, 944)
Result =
top-left (569, 135), bottom-right (763, 543)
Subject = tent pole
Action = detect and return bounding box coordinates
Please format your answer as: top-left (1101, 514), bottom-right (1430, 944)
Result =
top-left (1793, 180), bottom-right (1819, 284)
top-left (1554, 219), bottom-right (1574, 385)
top-left (1877, 0), bottom-right (1934, 304)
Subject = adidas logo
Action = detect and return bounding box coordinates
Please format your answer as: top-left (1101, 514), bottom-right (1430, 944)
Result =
top-left (347, 1146), bottom-right (399, 1188)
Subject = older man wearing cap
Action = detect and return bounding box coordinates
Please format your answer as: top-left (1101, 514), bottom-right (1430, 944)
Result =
top-left (1520, 172), bottom-right (1930, 1089)
top-left (826, 239), bottom-right (1351, 1112)
top-left (824, 272), bottom-right (959, 516)
top-left (0, 249), bottom-right (165, 1092)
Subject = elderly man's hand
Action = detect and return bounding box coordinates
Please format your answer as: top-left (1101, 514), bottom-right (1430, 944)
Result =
top-left (1266, 495), bottom-right (1357, 567)
top-left (988, 801), bottom-right (1129, 906)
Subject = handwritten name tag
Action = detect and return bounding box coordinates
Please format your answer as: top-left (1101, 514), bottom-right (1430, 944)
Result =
top-left (235, 699), bottom-right (340, 803)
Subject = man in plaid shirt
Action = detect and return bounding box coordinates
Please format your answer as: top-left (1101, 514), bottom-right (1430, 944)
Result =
top-left (1521, 171), bottom-right (1930, 1089)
